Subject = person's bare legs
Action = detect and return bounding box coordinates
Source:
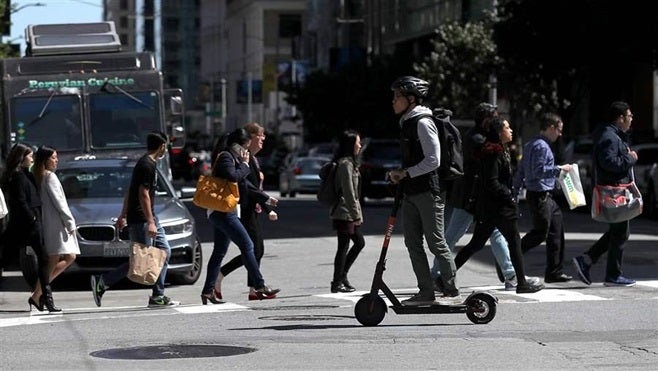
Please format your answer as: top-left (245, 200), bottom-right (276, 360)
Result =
top-left (32, 254), bottom-right (76, 300)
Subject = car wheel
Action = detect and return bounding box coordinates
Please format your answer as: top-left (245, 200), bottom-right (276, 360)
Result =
top-left (279, 179), bottom-right (288, 197)
top-left (645, 181), bottom-right (657, 219)
top-left (168, 238), bottom-right (203, 285)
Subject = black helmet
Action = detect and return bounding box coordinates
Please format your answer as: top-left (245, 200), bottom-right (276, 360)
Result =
top-left (474, 102), bottom-right (498, 126)
top-left (391, 76), bottom-right (429, 98)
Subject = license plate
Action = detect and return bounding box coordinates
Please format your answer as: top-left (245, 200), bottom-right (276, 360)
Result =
top-left (103, 242), bottom-right (130, 257)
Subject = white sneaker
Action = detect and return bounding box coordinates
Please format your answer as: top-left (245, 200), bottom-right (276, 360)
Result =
top-left (436, 292), bottom-right (462, 304)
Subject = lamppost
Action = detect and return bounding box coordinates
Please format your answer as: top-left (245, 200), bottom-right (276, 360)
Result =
top-left (2, 2), bottom-right (46, 54)
top-left (11, 2), bottom-right (46, 14)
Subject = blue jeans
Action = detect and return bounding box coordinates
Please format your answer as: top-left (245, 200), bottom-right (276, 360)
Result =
top-left (202, 211), bottom-right (264, 294)
top-left (102, 218), bottom-right (171, 297)
top-left (431, 207), bottom-right (515, 280)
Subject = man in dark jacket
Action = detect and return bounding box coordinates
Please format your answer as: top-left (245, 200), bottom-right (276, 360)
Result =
top-left (573, 101), bottom-right (638, 287)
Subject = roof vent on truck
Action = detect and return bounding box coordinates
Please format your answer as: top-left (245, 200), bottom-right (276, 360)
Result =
top-left (25, 21), bottom-right (122, 57)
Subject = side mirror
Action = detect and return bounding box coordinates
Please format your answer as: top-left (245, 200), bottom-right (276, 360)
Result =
top-left (179, 186), bottom-right (196, 199)
top-left (170, 96), bottom-right (183, 115)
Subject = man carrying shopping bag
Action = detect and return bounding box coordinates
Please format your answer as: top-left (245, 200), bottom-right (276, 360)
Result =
top-left (90, 132), bottom-right (180, 308)
top-left (513, 113), bottom-right (573, 284)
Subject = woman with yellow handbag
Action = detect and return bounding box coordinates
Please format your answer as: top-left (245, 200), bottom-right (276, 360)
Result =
top-left (200, 128), bottom-right (280, 304)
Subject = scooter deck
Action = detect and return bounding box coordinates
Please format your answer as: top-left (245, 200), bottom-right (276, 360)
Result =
top-left (390, 303), bottom-right (468, 315)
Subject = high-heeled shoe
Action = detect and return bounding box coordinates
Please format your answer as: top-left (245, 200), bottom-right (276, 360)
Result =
top-left (254, 285), bottom-right (280, 300)
top-left (41, 285), bottom-right (62, 313)
top-left (28, 297), bottom-right (44, 312)
top-left (201, 293), bottom-right (224, 305)
top-left (213, 288), bottom-right (223, 300)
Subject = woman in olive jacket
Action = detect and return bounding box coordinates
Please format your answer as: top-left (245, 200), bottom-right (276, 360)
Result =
top-left (329, 130), bottom-right (365, 293)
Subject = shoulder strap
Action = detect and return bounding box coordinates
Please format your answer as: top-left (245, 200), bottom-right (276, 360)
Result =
top-left (212, 151), bottom-right (238, 173)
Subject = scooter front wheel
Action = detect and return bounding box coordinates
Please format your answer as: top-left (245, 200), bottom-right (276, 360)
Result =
top-left (465, 292), bottom-right (497, 324)
top-left (354, 294), bottom-right (387, 326)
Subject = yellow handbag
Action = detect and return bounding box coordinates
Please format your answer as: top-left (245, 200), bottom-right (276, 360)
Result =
top-left (193, 155), bottom-right (240, 212)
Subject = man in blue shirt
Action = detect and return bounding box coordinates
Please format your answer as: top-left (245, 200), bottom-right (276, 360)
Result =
top-left (513, 113), bottom-right (573, 283)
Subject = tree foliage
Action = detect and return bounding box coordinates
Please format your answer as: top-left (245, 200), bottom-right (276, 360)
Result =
top-left (413, 21), bottom-right (499, 119)
top-left (0, 2), bottom-right (19, 59)
top-left (293, 56), bottom-right (406, 142)
top-left (494, 0), bottom-right (658, 126)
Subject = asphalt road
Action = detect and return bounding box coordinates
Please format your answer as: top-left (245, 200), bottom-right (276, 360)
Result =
top-left (0, 191), bottom-right (657, 369)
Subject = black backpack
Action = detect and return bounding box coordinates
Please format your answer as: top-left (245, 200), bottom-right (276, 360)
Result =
top-left (317, 161), bottom-right (341, 207)
top-left (422, 108), bottom-right (464, 181)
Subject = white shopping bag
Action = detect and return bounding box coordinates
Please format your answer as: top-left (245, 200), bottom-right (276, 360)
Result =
top-left (0, 189), bottom-right (8, 219)
top-left (558, 163), bottom-right (587, 209)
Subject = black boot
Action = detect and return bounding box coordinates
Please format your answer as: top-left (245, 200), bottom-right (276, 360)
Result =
top-left (40, 285), bottom-right (62, 313)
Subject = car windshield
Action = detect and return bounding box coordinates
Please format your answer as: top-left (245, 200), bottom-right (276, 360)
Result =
top-left (57, 165), bottom-right (172, 199)
top-left (297, 158), bottom-right (325, 174)
top-left (89, 92), bottom-right (161, 149)
top-left (11, 95), bottom-right (83, 150)
top-left (10, 91), bottom-right (162, 151)
top-left (363, 143), bottom-right (401, 161)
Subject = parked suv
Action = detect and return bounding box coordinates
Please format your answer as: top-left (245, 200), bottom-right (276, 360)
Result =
top-left (631, 143), bottom-right (658, 193)
top-left (644, 163), bottom-right (658, 218)
top-left (359, 138), bottom-right (401, 199)
top-left (632, 142), bottom-right (658, 218)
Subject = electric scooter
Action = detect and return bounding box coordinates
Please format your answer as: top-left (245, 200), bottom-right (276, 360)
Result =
top-left (354, 189), bottom-right (498, 327)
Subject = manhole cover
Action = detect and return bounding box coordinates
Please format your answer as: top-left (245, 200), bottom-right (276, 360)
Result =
top-left (90, 344), bottom-right (256, 360)
top-left (259, 314), bottom-right (353, 321)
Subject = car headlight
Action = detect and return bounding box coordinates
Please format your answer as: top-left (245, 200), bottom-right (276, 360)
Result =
top-left (161, 219), bottom-right (193, 235)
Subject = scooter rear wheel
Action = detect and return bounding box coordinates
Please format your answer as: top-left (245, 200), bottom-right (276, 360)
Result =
top-left (355, 294), bottom-right (387, 326)
top-left (466, 292), bottom-right (497, 324)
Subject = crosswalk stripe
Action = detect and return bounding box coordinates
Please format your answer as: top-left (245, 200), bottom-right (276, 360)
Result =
top-left (636, 280), bottom-right (658, 288)
top-left (175, 302), bottom-right (248, 314)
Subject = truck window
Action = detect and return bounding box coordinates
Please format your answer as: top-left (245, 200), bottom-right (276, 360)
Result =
top-left (11, 95), bottom-right (83, 151)
top-left (89, 91), bottom-right (161, 149)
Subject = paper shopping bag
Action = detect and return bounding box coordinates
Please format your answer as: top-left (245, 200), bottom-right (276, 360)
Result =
top-left (127, 241), bottom-right (167, 285)
top-left (558, 163), bottom-right (587, 210)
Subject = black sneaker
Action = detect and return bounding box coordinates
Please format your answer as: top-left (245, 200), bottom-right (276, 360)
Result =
top-left (148, 295), bottom-right (180, 308)
top-left (516, 281), bottom-right (544, 294)
top-left (572, 255), bottom-right (591, 285)
top-left (603, 275), bottom-right (636, 287)
top-left (90, 275), bottom-right (105, 307)
top-left (401, 292), bottom-right (436, 306)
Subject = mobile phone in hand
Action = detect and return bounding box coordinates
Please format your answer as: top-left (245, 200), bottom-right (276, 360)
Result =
top-left (231, 143), bottom-right (244, 154)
